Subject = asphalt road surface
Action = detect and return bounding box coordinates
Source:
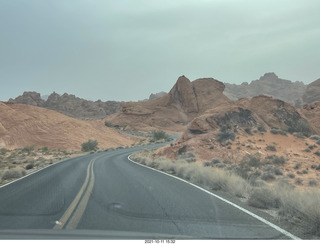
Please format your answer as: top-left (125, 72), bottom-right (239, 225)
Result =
top-left (0, 144), bottom-right (297, 239)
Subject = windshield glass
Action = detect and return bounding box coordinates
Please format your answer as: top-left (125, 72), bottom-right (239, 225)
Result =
top-left (1, 0), bottom-right (320, 241)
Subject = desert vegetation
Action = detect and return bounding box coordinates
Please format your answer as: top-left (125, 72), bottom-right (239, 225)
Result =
top-left (0, 147), bottom-right (82, 185)
top-left (81, 140), bottom-right (99, 152)
top-left (131, 150), bottom-right (320, 237)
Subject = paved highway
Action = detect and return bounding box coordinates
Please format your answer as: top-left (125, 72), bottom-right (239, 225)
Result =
top-left (0, 144), bottom-right (297, 239)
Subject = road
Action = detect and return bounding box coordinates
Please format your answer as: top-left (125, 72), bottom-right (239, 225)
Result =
top-left (0, 144), bottom-right (296, 239)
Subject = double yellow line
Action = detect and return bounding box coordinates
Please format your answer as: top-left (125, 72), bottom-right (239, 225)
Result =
top-left (53, 157), bottom-right (98, 229)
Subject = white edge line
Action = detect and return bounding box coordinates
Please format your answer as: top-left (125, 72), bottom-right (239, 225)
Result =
top-left (127, 154), bottom-right (301, 240)
top-left (0, 154), bottom-right (88, 189)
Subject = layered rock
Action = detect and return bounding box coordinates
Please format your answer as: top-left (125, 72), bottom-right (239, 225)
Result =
top-left (106, 76), bottom-right (231, 132)
top-left (302, 78), bottom-right (320, 104)
top-left (9, 92), bottom-right (122, 119)
top-left (224, 72), bottom-right (306, 107)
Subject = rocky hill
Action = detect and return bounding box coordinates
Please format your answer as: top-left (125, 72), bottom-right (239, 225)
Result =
top-left (302, 78), bottom-right (320, 104)
top-left (9, 92), bottom-right (122, 119)
top-left (223, 73), bottom-right (307, 107)
top-left (0, 102), bottom-right (136, 150)
top-left (106, 75), bottom-right (231, 133)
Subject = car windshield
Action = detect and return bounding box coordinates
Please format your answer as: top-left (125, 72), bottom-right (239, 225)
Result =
top-left (0, 0), bottom-right (320, 241)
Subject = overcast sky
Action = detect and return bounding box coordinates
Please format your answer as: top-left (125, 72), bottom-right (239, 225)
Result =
top-left (1, 0), bottom-right (319, 102)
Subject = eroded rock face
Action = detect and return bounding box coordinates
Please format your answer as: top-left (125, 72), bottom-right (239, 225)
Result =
top-left (302, 78), bottom-right (320, 104)
top-left (9, 92), bottom-right (122, 119)
top-left (9, 92), bottom-right (45, 107)
top-left (224, 72), bottom-right (307, 107)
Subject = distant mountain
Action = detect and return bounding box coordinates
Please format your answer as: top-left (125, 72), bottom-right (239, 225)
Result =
top-left (9, 92), bottom-right (122, 119)
top-left (302, 78), bottom-right (320, 104)
top-left (223, 73), bottom-right (307, 107)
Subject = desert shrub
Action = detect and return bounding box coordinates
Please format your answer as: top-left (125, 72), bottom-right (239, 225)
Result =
top-left (245, 127), bottom-right (252, 135)
top-left (261, 172), bottom-right (276, 181)
top-left (257, 124), bottom-right (267, 132)
top-left (217, 131), bottom-right (235, 143)
top-left (22, 146), bottom-right (34, 155)
top-left (177, 151), bottom-right (196, 163)
top-left (2, 167), bottom-right (26, 180)
top-left (293, 132), bottom-right (306, 139)
top-left (41, 147), bottom-right (48, 153)
top-left (265, 155), bottom-right (286, 165)
top-left (309, 179), bottom-right (318, 187)
top-left (274, 168), bottom-right (283, 175)
top-left (266, 145), bottom-right (276, 151)
top-left (317, 140), bottom-right (320, 145)
top-left (314, 150), bottom-right (320, 156)
top-left (302, 169), bottom-right (308, 174)
top-left (151, 130), bottom-right (170, 141)
top-left (0, 148), bottom-right (9, 156)
top-left (248, 187), bottom-right (281, 209)
top-left (178, 145), bottom-right (187, 155)
top-left (309, 135), bottom-right (320, 141)
top-left (287, 173), bottom-right (295, 179)
top-left (289, 119), bottom-right (312, 137)
top-left (81, 140), bottom-right (98, 152)
top-left (270, 128), bottom-right (287, 135)
top-left (295, 178), bottom-right (303, 185)
top-left (25, 163), bottom-right (34, 170)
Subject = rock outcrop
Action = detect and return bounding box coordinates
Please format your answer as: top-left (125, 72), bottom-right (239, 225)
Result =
top-left (302, 78), bottom-right (320, 104)
top-left (224, 72), bottom-right (306, 107)
top-left (106, 76), bottom-right (231, 132)
top-left (9, 92), bottom-right (122, 119)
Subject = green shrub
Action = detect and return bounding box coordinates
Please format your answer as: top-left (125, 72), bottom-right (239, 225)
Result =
top-left (152, 130), bottom-right (170, 141)
top-left (266, 145), bottom-right (277, 151)
top-left (248, 187), bottom-right (280, 209)
top-left (81, 140), bottom-right (98, 152)
top-left (217, 131), bottom-right (235, 143)
top-left (257, 124), bottom-right (267, 132)
top-left (245, 127), bottom-right (252, 135)
top-left (314, 150), bottom-right (320, 156)
top-left (270, 128), bottom-right (287, 135)
top-left (0, 148), bottom-right (9, 155)
top-left (2, 167), bottom-right (26, 180)
top-left (178, 145), bottom-right (187, 155)
top-left (22, 146), bottom-right (34, 155)
top-left (310, 135), bottom-right (320, 141)
top-left (265, 155), bottom-right (286, 165)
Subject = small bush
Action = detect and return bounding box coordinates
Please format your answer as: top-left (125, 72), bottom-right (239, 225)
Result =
top-left (81, 140), bottom-right (98, 152)
top-left (295, 178), bottom-right (303, 185)
top-left (178, 145), bottom-right (187, 155)
top-left (22, 146), bottom-right (34, 155)
top-left (261, 172), bottom-right (276, 181)
top-left (265, 155), bottom-right (286, 165)
top-left (0, 148), bottom-right (9, 155)
top-left (152, 130), bottom-right (170, 141)
top-left (245, 127), bottom-right (252, 135)
top-left (309, 179), bottom-right (318, 187)
top-left (2, 167), bottom-right (26, 180)
top-left (217, 131), bottom-right (235, 143)
top-left (314, 150), bottom-right (320, 156)
top-left (248, 188), bottom-right (280, 209)
top-left (310, 135), bottom-right (320, 141)
top-left (287, 173), bottom-right (295, 179)
top-left (41, 147), bottom-right (48, 153)
top-left (25, 163), bottom-right (34, 170)
top-left (257, 124), bottom-right (267, 132)
top-left (270, 128), bottom-right (287, 135)
top-left (266, 145), bottom-right (277, 151)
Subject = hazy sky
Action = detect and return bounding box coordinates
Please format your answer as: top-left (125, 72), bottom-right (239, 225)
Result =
top-left (1, 0), bottom-right (319, 102)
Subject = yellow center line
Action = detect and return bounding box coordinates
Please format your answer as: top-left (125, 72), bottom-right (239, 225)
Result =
top-left (53, 157), bottom-right (98, 229)
top-left (65, 160), bottom-right (95, 229)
